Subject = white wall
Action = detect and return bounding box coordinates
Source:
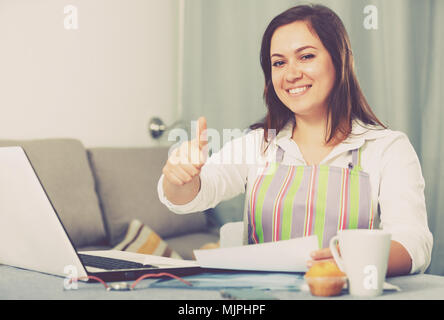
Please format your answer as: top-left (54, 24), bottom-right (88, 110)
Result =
top-left (0, 0), bottom-right (179, 147)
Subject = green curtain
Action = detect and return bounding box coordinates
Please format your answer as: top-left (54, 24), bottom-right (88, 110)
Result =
top-left (181, 0), bottom-right (444, 275)
top-left (420, 0), bottom-right (444, 276)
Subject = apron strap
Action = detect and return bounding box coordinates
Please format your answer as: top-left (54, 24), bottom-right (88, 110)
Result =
top-left (349, 148), bottom-right (362, 171)
top-left (275, 145), bottom-right (285, 163)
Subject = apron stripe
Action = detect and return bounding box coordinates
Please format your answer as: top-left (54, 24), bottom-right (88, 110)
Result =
top-left (249, 163), bottom-right (270, 243)
top-left (348, 170), bottom-right (360, 229)
top-left (291, 167), bottom-right (311, 239)
top-left (323, 168), bottom-right (342, 247)
top-left (369, 200), bottom-right (374, 229)
top-left (253, 162), bottom-right (278, 243)
top-left (343, 168), bottom-right (350, 230)
top-left (358, 172), bottom-right (371, 229)
top-left (357, 148), bottom-right (363, 171)
top-left (339, 168), bottom-right (350, 230)
top-left (272, 166), bottom-right (294, 241)
top-left (314, 165), bottom-right (329, 248)
top-left (281, 166), bottom-right (305, 240)
top-left (338, 169), bottom-right (344, 230)
top-left (261, 163), bottom-right (292, 242)
top-left (304, 166), bottom-right (318, 237)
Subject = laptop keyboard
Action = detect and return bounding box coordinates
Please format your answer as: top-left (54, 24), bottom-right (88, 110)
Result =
top-left (78, 253), bottom-right (157, 270)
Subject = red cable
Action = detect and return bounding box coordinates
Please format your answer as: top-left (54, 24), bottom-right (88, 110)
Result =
top-left (68, 275), bottom-right (110, 289)
top-left (131, 272), bottom-right (193, 289)
top-left (68, 273), bottom-right (192, 290)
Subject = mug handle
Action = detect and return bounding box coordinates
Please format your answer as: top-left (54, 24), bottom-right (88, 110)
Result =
top-left (329, 235), bottom-right (346, 272)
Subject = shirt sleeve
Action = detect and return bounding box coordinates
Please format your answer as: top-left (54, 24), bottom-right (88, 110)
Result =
top-left (378, 132), bottom-right (433, 274)
top-left (157, 130), bottom-right (259, 214)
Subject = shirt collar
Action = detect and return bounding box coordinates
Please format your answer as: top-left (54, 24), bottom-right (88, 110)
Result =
top-left (275, 119), bottom-right (390, 143)
top-left (272, 119), bottom-right (391, 163)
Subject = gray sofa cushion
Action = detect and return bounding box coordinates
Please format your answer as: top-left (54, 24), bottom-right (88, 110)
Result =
top-left (165, 232), bottom-right (220, 260)
top-left (0, 139), bottom-right (107, 248)
top-left (88, 147), bottom-right (209, 246)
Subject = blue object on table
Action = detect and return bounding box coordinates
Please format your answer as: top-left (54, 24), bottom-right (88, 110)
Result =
top-left (149, 271), bottom-right (305, 291)
top-left (220, 288), bottom-right (279, 300)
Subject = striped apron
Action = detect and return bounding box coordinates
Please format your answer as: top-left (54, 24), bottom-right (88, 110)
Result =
top-left (248, 146), bottom-right (374, 248)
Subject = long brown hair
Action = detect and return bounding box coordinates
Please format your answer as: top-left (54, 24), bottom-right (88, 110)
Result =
top-left (251, 4), bottom-right (386, 144)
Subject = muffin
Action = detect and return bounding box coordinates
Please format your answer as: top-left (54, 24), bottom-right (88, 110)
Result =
top-left (304, 261), bottom-right (347, 297)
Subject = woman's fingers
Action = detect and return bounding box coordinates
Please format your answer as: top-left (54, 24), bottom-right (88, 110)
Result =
top-left (194, 117), bottom-right (209, 165)
top-left (307, 247), bottom-right (340, 268)
top-left (162, 169), bottom-right (185, 186)
top-left (196, 116), bottom-right (208, 150)
top-left (177, 163), bottom-right (201, 180)
top-left (306, 258), bottom-right (337, 268)
top-left (310, 247), bottom-right (333, 260)
top-left (169, 165), bottom-right (196, 184)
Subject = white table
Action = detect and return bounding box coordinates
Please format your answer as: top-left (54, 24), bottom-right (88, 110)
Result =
top-left (1, 264), bottom-right (444, 300)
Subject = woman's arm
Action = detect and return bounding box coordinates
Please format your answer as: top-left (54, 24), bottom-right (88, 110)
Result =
top-left (377, 132), bottom-right (433, 274)
top-left (387, 240), bottom-right (412, 276)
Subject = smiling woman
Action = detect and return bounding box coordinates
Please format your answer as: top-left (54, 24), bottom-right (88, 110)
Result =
top-left (158, 4), bottom-right (433, 278)
top-left (252, 4), bottom-right (385, 146)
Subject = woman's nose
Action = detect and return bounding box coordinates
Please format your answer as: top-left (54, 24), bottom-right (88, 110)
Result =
top-left (285, 62), bottom-right (303, 82)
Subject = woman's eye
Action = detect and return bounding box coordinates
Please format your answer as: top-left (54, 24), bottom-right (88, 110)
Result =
top-left (301, 54), bottom-right (315, 60)
top-left (272, 61), bottom-right (285, 67)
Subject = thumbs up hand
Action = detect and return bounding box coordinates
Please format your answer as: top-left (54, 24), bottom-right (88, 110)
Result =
top-left (162, 117), bottom-right (209, 186)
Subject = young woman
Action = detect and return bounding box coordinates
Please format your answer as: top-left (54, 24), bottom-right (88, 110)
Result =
top-left (158, 4), bottom-right (433, 276)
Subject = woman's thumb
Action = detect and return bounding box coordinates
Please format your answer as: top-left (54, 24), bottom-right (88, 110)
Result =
top-left (196, 116), bottom-right (208, 150)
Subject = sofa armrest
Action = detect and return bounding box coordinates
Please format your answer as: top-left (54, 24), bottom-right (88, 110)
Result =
top-left (220, 221), bottom-right (244, 248)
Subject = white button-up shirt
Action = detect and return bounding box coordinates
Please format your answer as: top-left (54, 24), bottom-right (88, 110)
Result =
top-left (158, 120), bottom-right (433, 274)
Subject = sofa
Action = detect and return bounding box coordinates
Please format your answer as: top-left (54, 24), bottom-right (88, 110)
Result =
top-left (0, 138), bottom-right (222, 260)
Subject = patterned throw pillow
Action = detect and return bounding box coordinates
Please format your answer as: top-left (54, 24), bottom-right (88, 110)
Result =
top-left (113, 219), bottom-right (182, 259)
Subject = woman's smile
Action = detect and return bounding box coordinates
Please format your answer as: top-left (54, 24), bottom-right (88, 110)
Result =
top-left (286, 84), bottom-right (312, 96)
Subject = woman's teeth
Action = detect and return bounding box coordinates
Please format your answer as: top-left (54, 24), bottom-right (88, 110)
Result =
top-left (288, 85), bottom-right (311, 94)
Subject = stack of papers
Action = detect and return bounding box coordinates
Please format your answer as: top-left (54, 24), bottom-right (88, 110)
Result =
top-left (150, 235), bottom-right (318, 291)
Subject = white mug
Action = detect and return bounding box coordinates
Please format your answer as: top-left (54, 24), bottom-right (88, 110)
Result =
top-left (329, 230), bottom-right (391, 297)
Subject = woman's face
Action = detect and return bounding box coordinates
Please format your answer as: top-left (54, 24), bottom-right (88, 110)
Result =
top-left (270, 21), bottom-right (336, 118)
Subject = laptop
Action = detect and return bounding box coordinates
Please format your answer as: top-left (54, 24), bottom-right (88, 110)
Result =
top-left (0, 146), bottom-right (207, 283)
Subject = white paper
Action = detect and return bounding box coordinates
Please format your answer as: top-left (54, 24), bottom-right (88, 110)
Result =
top-left (142, 255), bottom-right (199, 268)
top-left (193, 235), bottom-right (319, 272)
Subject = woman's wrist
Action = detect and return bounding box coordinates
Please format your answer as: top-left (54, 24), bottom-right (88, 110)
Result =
top-left (162, 174), bottom-right (201, 206)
